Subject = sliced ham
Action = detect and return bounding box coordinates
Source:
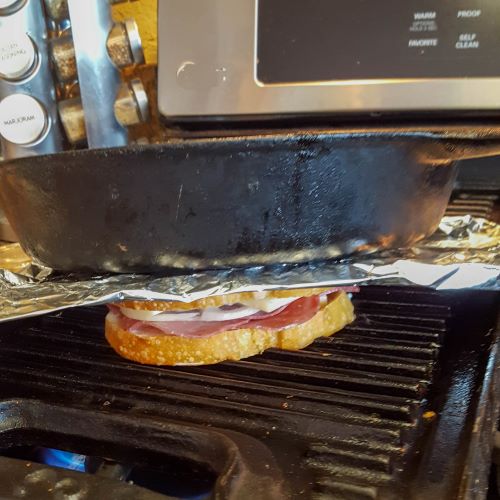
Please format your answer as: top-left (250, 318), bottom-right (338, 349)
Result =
top-left (244, 295), bottom-right (320, 330)
top-left (108, 295), bottom-right (321, 339)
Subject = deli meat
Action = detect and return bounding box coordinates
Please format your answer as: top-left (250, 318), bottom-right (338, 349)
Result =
top-left (108, 296), bottom-right (321, 338)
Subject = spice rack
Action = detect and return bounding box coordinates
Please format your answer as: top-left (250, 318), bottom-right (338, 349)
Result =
top-left (46, 0), bottom-right (149, 149)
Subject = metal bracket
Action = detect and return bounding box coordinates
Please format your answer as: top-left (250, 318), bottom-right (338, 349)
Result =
top-left (66, 0), bottom-right (128, 148)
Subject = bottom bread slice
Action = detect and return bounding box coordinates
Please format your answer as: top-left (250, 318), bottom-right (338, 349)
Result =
top-left (105, 291), bottom-right (355, 366)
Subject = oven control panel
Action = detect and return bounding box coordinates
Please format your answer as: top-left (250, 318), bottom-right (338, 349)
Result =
top-left (158, 0), bottom-right (500, 120)
top-left (258, 0), bottom-right (500, 83)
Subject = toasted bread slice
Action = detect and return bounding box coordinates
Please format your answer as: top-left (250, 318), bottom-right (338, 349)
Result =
top-left (106, 291), bottom-right (354, 365)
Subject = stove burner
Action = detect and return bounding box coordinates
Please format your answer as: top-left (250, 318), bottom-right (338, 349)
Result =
top-left (0, 445), bottom-right (214, 499)
top-left (36, 447), bottom-right (86, 472)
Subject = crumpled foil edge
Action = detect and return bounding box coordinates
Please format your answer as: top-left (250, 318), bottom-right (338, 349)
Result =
top-left (0, 215), bottom-right (497, 322)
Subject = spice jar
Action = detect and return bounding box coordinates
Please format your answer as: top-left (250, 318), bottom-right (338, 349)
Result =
top-left (113, 78), bottom-right (148, 127)
top-left (51, 20), bottom-right (143, 83)
top-left (43, 0), bottom-right (69, 21)
top-left (106, 19), bottom-right (144, 68)
top-left (50, 34), bottom-right (76, 83)
top-left (58, 96), bottom-right (86, 144)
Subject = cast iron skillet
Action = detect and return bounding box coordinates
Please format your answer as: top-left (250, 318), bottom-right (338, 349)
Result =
top-left (1, 126), bottom-right (500, 273)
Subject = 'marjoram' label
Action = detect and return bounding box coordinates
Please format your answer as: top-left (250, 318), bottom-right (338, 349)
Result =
top-left (3, 114), bottom-right (36, 126)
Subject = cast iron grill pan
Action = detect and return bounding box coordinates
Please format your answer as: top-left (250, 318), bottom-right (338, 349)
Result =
top-left (0, 286), bottom-right (497, 499)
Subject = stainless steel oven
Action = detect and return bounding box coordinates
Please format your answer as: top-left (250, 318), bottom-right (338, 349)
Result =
top-left (158, 0), bottom-right (500, 121)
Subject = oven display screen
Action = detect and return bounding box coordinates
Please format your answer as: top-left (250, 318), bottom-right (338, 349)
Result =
top-left (257, 0), bottom-right (500, 83)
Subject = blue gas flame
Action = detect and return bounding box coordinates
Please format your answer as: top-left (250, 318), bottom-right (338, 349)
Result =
top-left (37, 448), bottom-right (87, 472)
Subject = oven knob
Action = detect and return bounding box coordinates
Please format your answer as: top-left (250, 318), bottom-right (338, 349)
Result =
top-left (0, 94), bottom-right (48, 145)
top-left (0, 32), bottom-right (37, 80)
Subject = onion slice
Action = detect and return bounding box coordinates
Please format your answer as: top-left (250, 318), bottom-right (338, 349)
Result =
top-left (120, 307), bottom-right (200, 322)
top-left (120, 297), bottom-right (302, 323)
top-left (239, 297), bottom-right (297, 312)
top-left (200, 306), bottom-right (260, 321)
top-left (120, 305), bottom-right (262, 322)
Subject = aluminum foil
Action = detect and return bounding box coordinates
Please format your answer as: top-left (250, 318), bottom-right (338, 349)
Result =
top-left (0, 214), bottom-right (497, 322)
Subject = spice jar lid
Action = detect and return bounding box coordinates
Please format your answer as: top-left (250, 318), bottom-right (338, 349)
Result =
top-left (130, 78), bottom-right (148, 121)
top-left (0, 93), bottom-right (48, 145)
top-left (124, 18), bottom-right (144, 65)
top-left (0, 32), bottom-right (37, 80)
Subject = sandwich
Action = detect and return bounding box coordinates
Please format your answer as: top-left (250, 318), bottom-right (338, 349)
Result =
top-left (105, 288), bottom-right (355, 365)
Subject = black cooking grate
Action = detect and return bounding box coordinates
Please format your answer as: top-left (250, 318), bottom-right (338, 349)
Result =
top-left (0, 286), bottom-right (497, 499)
top-left (445, 192), bottom-right (499, 219)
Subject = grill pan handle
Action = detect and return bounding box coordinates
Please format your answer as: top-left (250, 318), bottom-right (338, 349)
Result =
top-left (431, 139), bottom-right (500, 162)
